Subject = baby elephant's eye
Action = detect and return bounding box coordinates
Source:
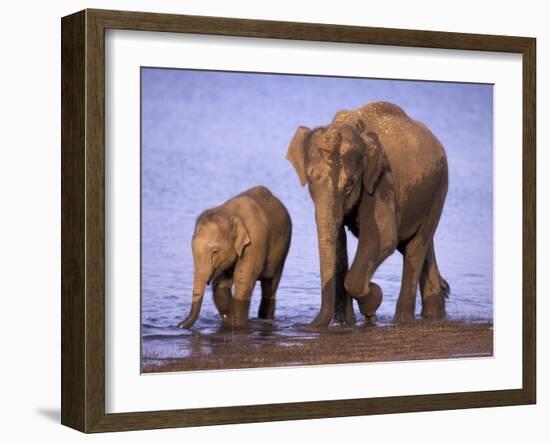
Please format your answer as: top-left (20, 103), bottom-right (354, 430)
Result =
top-left (211, 248), bottom-right (219, 256)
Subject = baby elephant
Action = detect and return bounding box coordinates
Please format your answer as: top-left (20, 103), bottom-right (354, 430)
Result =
top-left (177, 186), bottom-right (292, 329)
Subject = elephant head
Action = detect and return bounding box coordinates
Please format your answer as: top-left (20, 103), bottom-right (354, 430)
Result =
top-left (177, 211), bottom-right (250, 328)
top-left (286, 121), bottom-right (386, 326)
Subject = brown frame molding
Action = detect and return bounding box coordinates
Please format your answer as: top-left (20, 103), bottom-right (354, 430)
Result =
top-left (61, 9), bottom-right (536, 433)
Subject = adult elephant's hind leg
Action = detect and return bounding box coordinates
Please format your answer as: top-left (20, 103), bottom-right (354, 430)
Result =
top-left (395, 197), bottom-right (447, 322)
top-left (394, 236), bottom-right (430, 322)
top-left (419, 240), bottom-right (449, 319)
top-left (396, 174), bottom-right (448, 322)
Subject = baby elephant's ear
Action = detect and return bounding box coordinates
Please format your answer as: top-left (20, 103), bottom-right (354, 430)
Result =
top-left (231, 216), bottom-right (251, 257)
top-left (361, 131), bottom-right (387, 195)
top-left (286, 126), bottom-right (311, 186)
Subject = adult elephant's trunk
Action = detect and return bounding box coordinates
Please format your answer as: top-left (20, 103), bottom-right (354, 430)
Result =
top-left (177, 266), bottom-right (210, 329)
top-left (310, 196), bottom-right (341, 327)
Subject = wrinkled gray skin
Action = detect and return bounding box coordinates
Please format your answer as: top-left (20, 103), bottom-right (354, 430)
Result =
top-left (287, 101), bottom-right (450, 327)
top-left (177, 186), bottom-right (292, 329)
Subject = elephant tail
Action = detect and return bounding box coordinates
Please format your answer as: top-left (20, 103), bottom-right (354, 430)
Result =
top-left (440, 277), bottom-right (450, 299)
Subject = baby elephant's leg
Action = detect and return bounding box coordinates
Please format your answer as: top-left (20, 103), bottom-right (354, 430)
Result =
top-left (212, 275), bottom-right (233, 320)
top-left (259, 268), bottom-right (283, 320)
top-left (232, 278), bottom-right (255, 327)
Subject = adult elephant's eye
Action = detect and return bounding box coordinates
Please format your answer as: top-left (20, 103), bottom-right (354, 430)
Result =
top-left (344, 181), bottom-right (355, 194)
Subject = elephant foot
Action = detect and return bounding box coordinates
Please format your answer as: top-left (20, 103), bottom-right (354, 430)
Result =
top-left (421, 294), bottom-right (446, 319)
top-left (333, 310), bottom-right (357, 326)
top-left (335, 308), bottom-right (357, 327)
top-left (215, 305), bottom-right (232, 321)
top-left (356, 283), bottom-right (383, 320)
top-left (258, 297), bottom-right (276, 320)
top-left (230, 299), bottom-right (250, 328)
top-left (394, 311), bottom-right (415, 323)
top-left (220, 312), bottom-right (231, 324)
top-left (308, 309), bottom-right (333, 328)
top-left (394, 301), bottom-right (416, 323)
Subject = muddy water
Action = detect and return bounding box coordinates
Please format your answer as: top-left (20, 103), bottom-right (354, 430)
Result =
top-left (141, 69), bottom-right (493, 369)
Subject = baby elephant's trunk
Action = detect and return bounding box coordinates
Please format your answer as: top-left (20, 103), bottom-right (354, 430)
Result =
top-left (177, 270), bottom-right (208, 329)
top-left (177, 296), bottom-right (204, 329)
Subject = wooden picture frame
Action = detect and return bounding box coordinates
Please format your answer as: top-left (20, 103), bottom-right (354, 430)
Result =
top-left (61, 8), bottom-right (536, 433)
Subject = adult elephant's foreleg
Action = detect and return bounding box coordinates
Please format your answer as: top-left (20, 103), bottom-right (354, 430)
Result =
top-left (345, 234), bottom-right (391, 320)
top-left (334, 226), bottom-right (356, 325)
top-left (345, 253), bottom-right (384, 320)
top-left (345, 195), bottom-right (397, 321)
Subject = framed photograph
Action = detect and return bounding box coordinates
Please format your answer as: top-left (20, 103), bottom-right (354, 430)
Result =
top-left (61, 9), bottom-right (536, 433)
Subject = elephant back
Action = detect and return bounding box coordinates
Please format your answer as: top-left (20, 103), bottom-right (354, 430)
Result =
top-left (357, 101), bottom-right (410, 121)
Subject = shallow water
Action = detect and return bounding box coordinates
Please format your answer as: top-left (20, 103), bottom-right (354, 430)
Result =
top-left (141, 69), bottom-right (493, 365)
top-left (142, 318), bottom-right (493, 370)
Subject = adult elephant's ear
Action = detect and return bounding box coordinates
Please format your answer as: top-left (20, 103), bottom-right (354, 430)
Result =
top-left (361, 131), bottom-right (387, 195)
top-left (231, 216), bottom-right (251, 257)
top-left (286, 126), bottom-right (311, 186)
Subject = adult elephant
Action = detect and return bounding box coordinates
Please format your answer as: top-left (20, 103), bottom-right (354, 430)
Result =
top-left (286, 101), bottom-right (450, 327)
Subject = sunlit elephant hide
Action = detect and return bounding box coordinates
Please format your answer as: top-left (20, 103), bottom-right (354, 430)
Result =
top-left (177, 186), bottom-right (292, 329)
top-left (287, 101), bottom-right (450, 327)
